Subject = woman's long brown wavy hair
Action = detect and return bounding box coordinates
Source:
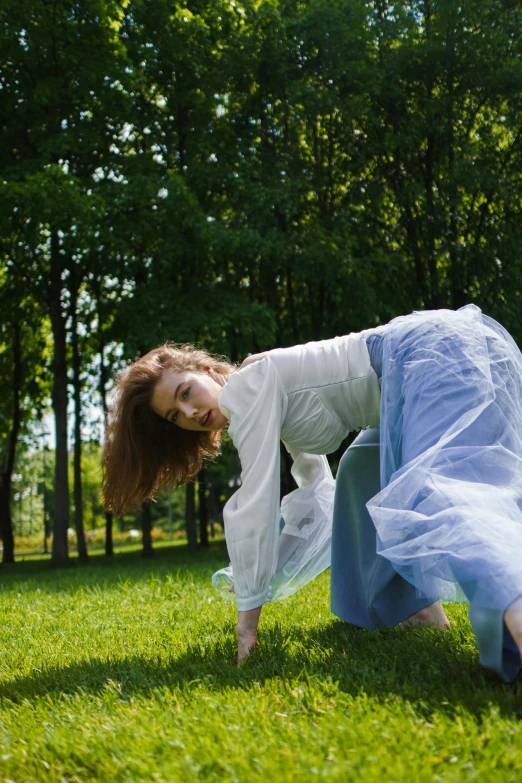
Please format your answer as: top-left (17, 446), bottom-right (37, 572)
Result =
top-left (101, 343), bottom-right (236, 516)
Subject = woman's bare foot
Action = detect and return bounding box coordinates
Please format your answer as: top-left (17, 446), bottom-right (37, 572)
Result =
top-left (400, 600), bottom-right (451, 629)
top-left (504, 596), bottom-right (522, 659)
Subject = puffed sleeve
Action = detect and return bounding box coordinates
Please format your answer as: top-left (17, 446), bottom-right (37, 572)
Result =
top-left (211, 434), bottom-right (336, 607)
top-left (218, 358), bottom-right (288, 611)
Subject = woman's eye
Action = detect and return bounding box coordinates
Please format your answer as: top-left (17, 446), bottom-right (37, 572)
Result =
top-left (171, 412), bottom-right (178, 423)
top-left (182, 386), bottom-right (190, 398)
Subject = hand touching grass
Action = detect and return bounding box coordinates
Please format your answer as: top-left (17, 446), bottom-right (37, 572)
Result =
top-left (237, 606), bottom-right (262, 665)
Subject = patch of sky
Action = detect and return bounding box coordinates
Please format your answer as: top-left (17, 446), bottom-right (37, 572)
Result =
top-left (120, 123), bottom-right (135, 142)
top-left (107, 171), bottom-right (126, 183)
top-left (18, 29), bottom-right (29, 51)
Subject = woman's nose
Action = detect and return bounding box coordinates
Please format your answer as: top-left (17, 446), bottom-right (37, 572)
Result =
top-left (180, 402), bottom-right (198, 419)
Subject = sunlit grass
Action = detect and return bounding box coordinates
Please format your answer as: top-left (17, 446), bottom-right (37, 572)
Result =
top-left (1, 543), bottom-right (521, 782)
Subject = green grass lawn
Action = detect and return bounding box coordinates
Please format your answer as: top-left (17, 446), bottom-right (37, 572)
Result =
top-left (1, 542), bottom-right (522, 783)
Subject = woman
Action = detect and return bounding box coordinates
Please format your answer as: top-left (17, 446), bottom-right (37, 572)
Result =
top-left (102, 304), bottom-right (522, 680)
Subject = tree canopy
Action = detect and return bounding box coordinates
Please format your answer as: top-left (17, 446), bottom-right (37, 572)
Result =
top-left (1, 0), bottom-right (522, 562)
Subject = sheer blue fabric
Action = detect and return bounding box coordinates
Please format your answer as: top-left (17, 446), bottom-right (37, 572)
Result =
top-left (367, 305), bottom-right (522, 616)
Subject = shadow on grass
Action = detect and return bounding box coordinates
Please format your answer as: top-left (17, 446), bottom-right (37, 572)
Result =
top-left (1, 617), bottom-right (521, 720)
top-left (3, 546), bottom-right (522, 717)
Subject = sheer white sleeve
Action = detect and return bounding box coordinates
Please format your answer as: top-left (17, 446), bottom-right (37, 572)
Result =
top-left (217, 358), bottom-right (287, 611)
top-left (213, 362), bottom-right (335, 608)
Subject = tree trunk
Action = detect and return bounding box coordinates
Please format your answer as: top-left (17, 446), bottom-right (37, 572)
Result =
top-left (49, 232), bottom-right (69, 565)
top-left (423, 117), bottom-right (441, 307)
top-left (285, 263), bottom-right (300, 344)
top-left (0, 323), bottom-right (22, 565)
top-left (42, 442), bottom-right (49, 554)
top-left (105, 511), bottom-right (114, 557)
top-left (207, 486), bottom-right (218, 538)
top-left (198, 470), bottom-right (209, 547)
top-left (185, 481), bottom-right (197, 552)
top-left (0, 486), bottom-right (14, 564)
top-left (70, 278), bottom-right (88, 564)
top-left (98, 335), bottom-right (114, 558)
top-left (141, 501), bottom-right (153, 557)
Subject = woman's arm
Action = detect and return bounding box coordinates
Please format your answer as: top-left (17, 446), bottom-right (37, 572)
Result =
top-left (218, 359), bottom-right (287, 661)
top-left (237, 606), bottom-right (263, 664)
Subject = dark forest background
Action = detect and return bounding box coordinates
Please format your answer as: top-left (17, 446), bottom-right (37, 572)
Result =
top-left (2, 0), bottom-right (522, 565)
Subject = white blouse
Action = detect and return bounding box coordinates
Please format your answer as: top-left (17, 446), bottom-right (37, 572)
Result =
top-left (217, 330), bottom-right (381, 611)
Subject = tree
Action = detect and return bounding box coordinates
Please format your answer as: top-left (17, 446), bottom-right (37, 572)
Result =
top-left (0, 263), bottom-right (50, 564)
top-left (0, 0), bottom-right (131, 564)
top-left (2, 0), bottom-right (522, 573)
top-left (357, 0), bottom-right (522, 323)
top-left (198, 469), bottom-right (209, 547)
top-left (185, 481), bottom-right (198, 553)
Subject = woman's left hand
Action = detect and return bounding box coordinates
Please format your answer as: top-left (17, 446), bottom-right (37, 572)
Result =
top-left (237, 606), bottom-right (262, 665)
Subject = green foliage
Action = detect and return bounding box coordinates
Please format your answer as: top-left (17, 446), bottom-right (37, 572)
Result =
top-left (2, 0), bottom-right (522, 555)
top-left (0, 277), bottom-right (52, 474)
top-left (2, 548), bottom-right (522, 781)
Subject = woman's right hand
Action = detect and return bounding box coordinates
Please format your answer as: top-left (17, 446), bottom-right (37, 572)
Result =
top-left (237, 630), bottom-right (258, 665)
top-left (237, 606), bottom-right (262, 665)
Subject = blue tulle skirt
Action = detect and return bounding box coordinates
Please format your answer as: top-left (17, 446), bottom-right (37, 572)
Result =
top-left (364, 304), bottom-right (522, 677)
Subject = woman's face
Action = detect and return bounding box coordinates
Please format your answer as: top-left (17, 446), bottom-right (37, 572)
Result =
top-left (150, 368), bottom-right (229, 432)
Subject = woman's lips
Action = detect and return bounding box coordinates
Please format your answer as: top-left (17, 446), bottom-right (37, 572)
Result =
top-left (203, 410), bottom-right (213, 427)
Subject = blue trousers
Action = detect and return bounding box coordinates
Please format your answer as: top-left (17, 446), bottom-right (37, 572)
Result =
top-left (330, 428), bottom-right (437, 629)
